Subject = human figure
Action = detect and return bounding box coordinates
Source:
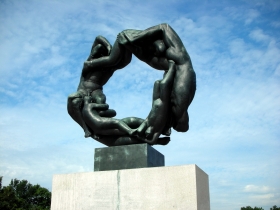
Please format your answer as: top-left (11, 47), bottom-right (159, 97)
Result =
top-left (96, 117), bottom-right (171, 146)
top-left (67, 35), bottom-right (132, 138)
top-left (136, 60), bottom-right (176, 144)
top-left (83, 23), bottom-right (196, 133)
top-left (82, 94), bottom-right (137, 136)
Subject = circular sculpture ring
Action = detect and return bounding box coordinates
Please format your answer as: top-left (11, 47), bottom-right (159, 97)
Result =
top-left (67, 23), bottom-right (196, 146)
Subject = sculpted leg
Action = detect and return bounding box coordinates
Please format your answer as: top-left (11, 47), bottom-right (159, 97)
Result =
top-left (174, 111), bottom-right (189, 132)
top-left (136, 120), bottom-right (148, 138)
top-left (82, 101), bottom-right (137, 137)
top-left (67, 92), bottom-right (92, 137)
top-left (93, 116), bottom-right (170, 146)
top-left (103, 119), bottom-right (137, 136)
top-left (121, 117), bottom-right (145, 128)
top-left (171, 65), bottom-right (196, 132)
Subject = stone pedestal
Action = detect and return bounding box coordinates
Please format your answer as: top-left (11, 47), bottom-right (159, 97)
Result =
top-left (94, 143), bottom-right (164, 171)
top-left (51, 164), bottom-right (210, 210)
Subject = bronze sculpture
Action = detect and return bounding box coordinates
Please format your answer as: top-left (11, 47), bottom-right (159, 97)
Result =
top-left (68, 23), bottom-right (196, 146)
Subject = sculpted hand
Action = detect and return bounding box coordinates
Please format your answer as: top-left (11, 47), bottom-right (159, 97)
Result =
top-left (106, 45), bottom-right (112, 55)
top-left (117, 32), bottom-right (129, 45)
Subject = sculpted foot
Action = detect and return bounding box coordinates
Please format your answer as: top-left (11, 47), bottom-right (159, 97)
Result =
top-left (162, 128), bottom-right (171, 136)
top-left (84, 130), bottom-right (92, 138)
top-left (156, 137), bottom-right (170, 145)
top-left (129, 129), bottom-right (138, 136)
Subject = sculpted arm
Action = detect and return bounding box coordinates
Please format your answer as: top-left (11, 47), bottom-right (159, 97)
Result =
top-left (120, 23), bottom-right (189, 64)
top-left (87, 36), bottom-right (112, 61)
top-left (159, 60), bottom-right (176, 101)
top-left (95, 36), bottom-right (112, 55)
top-left (121, 24), bottom-right (179, 48)
top-left (82, 40), bottom-right (129, 76)
top-left (87, 103), bottom-right (109, 111)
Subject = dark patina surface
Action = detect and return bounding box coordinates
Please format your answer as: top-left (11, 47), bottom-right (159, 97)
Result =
top-left (67, 23), bottom-right (196, 146)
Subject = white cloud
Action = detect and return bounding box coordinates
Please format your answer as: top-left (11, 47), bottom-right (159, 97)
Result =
top-left (250, 193), bottom-right (276, 200)
top-left (249, 29), bottom-right (271, 43)
top-left (244, 185), bottom-right (272, 193)
top-left (245, 9), bottom-right (260, 25)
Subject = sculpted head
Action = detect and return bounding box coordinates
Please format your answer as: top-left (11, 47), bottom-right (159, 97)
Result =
top-left (89, 44), bottom-right (108, 60)
top-left (153, 40), bottom-right (166, 56)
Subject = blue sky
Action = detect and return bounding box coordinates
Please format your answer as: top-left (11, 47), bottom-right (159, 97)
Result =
top-left (0, 0), bottom-right (279, 209)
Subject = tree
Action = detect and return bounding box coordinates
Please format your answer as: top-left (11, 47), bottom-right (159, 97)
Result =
top-left (241, 206), bottom-right (264, 210)
top-left (0, 176), bottom-right (51, 210)
top-left (270, 206), bottom-right (280, 210)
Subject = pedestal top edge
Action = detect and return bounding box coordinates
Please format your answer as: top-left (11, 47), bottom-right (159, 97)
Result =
top-left (52, 164), bottom-right (207, 177)
top-left (95, 143), bottom-right (150, 150)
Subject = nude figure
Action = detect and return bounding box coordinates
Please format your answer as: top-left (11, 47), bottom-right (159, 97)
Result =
top-left (136, 60), bottom-right (176, 144)
top-left (67, 36), bottom-right (132, 138)
top-left (83, 23), bottom-right (196, 133)
top-left (118, 24), bottom-right (196, 132)
top-left (82, 95), bottom-right (136, 136)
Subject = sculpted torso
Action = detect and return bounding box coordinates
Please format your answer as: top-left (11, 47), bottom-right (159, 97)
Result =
top-left (78, 68), bottom-right (114, 94)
